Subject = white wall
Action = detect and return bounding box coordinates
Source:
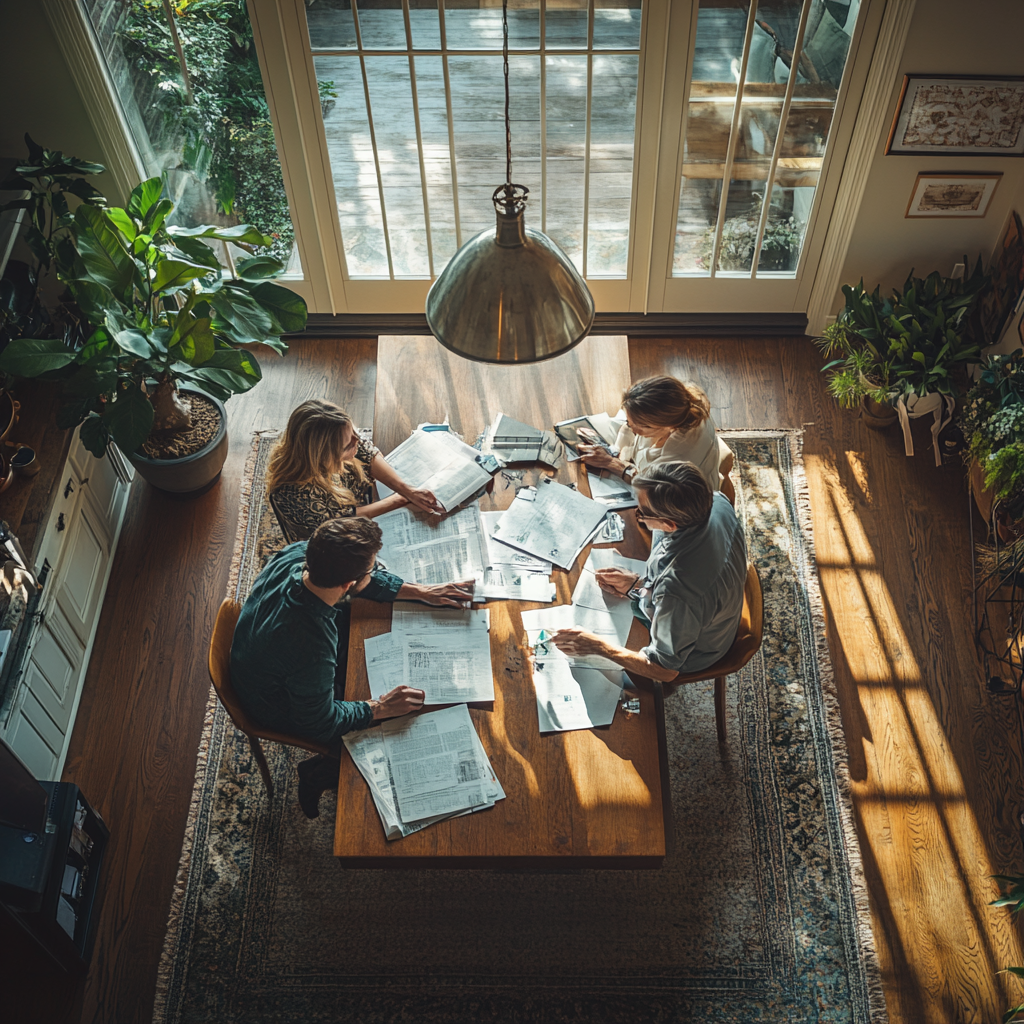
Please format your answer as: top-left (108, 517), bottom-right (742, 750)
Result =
top-left (838, 0), bottom-right (1024, 304)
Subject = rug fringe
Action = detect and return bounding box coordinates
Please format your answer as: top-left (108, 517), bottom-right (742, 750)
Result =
top-left (783, 430), bottom-right (889, 1024)
top-left (151, 430), bottom-right (274, 1024)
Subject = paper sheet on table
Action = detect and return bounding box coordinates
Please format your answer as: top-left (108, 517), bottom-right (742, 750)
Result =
top-left (532, 658), bottom-right (625, 732)
top-left (382, 704), bottom-right (501, 823)
top-left (587, 471), bottom-right (638, 510)
top-left (376, 504), bottom-right (488, 585)
top-left (382, 428), bottom-right (492, 511)
top-left (480, 511), bottom-right (552, 573)
top-left (492, 477), bottom-right (607, 570)
top-left (476, 568), bottom-right (556, 602)
top-left (392, 604), bottom-right (490, 632)
top-left (400, 628), bottom-right (495, 703)
top-left (572, 549), bottom-right (647, 614)
top-left (481, 413), bottom-right (562, 467)
top-left (363, 632), bottom-right (404, 696)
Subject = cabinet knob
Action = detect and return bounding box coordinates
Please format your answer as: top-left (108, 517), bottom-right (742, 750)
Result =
top-left (57, 513), bottom-right (66, 532)
top-left (63, 478), bottom-right (75, 499)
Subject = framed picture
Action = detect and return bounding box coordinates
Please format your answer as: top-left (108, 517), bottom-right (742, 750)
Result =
top-left (905, 172), bottom-right (1001, 218)
top-left (979, 211), bottom-right (1024, 343)
top-left (886, 75), bottom-right (1024, 156)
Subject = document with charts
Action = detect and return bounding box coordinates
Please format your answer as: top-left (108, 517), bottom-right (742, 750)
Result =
top-left (382, 428), bottom-right (492, 511)
top-left (491, 477), bottom-right (607, 570)
top-left (532, 657), bottom-right (625, 733)
top-left (376, 504), bottom-right (488, 585)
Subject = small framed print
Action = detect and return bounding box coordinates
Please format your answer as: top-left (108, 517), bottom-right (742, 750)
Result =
top-left (886, 75), bottom-right (1024, 156)
top-left (905, 172), bottom-right (1001, 218)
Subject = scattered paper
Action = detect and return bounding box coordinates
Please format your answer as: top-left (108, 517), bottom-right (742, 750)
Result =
top-left (481, 413), bottom-right (562, 467)
top-left (480, 511), bottom-right (553, 573)
top-left (401, 628), bottom-right (495, 703)
top-left (382, 428), bottom-right (493, 511)
top-left (377, 504), bottom-right (489, 585)
top-left (532, 658), bottom-right (625, 732)
top-left (476, 567), bottom-right (556, 602)
top-left (588, 472), bottom-right (637, 510)
top-left (595, 513), bottom-right (625, 544)
top-left (363, 632), bottom-right (404, 695)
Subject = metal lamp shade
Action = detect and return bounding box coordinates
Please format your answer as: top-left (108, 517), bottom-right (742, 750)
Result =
top-left (425, 205), bottom-right (595, 364)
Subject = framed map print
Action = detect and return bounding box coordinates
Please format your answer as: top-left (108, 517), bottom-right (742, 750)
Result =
top-left (905, 172), bottom-right (1001, 218)
top-left (886, 75), bottom-right (1024, 156)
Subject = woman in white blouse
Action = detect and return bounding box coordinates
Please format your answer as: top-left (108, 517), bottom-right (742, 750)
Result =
top-left (578, 375), bottom-right (735, 503)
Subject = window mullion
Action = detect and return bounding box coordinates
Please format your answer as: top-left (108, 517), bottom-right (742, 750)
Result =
top-left (582, 0), bottom-right (595, 278)
top-left (540, 0), bottom-right (547, 234)
top-left (403, 1), bottom-right (434, 277)
top-left (437, 3), bottom-right (463, 249)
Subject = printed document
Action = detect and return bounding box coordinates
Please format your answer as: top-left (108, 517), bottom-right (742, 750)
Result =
top-left (587, 471), bottom-right (638, 510)
top-left (532, 658), bottom-right (625, 732)
top-left (401, 628), bottom-right (495, 703)
top-left (476, 567), bottom-right (556, 603)
top-left (492, 477), bottom-right (607, 570)
top-left (376, 504), bottom-right (488, 585)
top-left (383, 428), bottom-right (492, 511)
top-left (481, 511), bottom-right (552, 573)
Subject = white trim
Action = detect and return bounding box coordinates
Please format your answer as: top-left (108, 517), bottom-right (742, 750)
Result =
top-left (40, 0), bottom-right (147, 205)
top-left (805, 0), bottom-right (918, 335)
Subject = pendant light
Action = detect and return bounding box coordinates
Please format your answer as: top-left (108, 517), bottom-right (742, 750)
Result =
top-left (425, 0), bottom-right (595, 364)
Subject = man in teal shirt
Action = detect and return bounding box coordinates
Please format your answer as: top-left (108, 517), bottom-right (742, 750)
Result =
top-left (231, 517), bottom-right (474, 816)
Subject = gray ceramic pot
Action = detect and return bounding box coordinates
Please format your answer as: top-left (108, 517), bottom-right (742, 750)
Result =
top-left (128, 386), bottom-right (228, 495)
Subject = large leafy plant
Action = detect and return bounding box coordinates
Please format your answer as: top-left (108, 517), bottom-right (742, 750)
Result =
top-left (816, 259), bottom-right (989, 407)
top-left (0, 176), bottom-right (305, 458)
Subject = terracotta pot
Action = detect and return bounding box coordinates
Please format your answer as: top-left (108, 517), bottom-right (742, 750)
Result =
top-left (859, 395), bottom-right (897, 430)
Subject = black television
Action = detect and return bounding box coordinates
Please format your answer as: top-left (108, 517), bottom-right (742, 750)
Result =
top-left (0, 737), bottom-right (48, 833)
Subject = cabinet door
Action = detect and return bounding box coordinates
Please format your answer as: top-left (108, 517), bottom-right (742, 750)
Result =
top-left (17, 603), bottom-right (86, 739)
top-left (4, 687), bottom-right (69, 781)
top-left (51, 498), bottom-right (110, 647)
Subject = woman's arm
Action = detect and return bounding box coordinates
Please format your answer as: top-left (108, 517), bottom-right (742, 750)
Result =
top-left (354, 492), bottom-right (408, 518)
top-left (370, 454), bottom-right (444, 513)
top-left (549, 627), bottom-right (678, 683)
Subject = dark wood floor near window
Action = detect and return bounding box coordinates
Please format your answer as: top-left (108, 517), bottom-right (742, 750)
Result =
top-left (7, 336), bottom-right (1023, 1023)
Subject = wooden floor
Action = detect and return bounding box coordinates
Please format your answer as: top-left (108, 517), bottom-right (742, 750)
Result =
top-left (5, 336), bottom-right (1024, 1023)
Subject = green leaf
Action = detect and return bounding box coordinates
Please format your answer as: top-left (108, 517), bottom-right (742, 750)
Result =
top-left (63, 177), bottom-right (106, 204)
top-left (113, 328), bottom-right (154, 359)
top-left (74, 203), bottom-right (138, 300)
top-left (1002, 967), bottom-right (1024, 978)
top-left (249, 281), bottom-right (307, 334)
top-left (143, 198), bottom-right (175, 236)
top-left (235, 255), bottom-right (283, 281)
top-left (127, 177), bottom-right (163, 220)
top-left (66, 279), bottom-right (117, 324)
top-left (0, 337), bottom-right (77, 377)
top-left (168, 223), bottom-right (272, 246)
top-left (61, 368), bottom-right (118, 400)
top-left (103, 385), bottom-right (154, 454)
top-left (57, 398), bottom-right (97, 431)
top-left (106, 207), bottom-right (137, 242)
top-left (78, 414), bottom-right (110, 457)
top-left (151, 259), bottom-right (214, 295)
top-left (210, 288), bottom-right (273, 345)
top-left (171, 236), bottom-right (222, 271)
top-left (204, 347), bottom-right (261, 381)
top-left (169, 314), bottom-right (216, 365)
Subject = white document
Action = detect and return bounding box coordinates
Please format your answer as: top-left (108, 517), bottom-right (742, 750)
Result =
top-left (376, 504), bottom-right (489, 585)
top-left (401, 628), bottom-right (495, 703)
top-left (363, 632), bottom-right (404, 696)
top-left (476, 568), bottom-right (556, 603)
top-left (480, 511), bottom-right (552, 573)
top-left (595, 513), bottom-right (625, 544)
top-left (383, 428), bottom-right (492, 511)
top-left (392, 603), bottom-right (490, 633)
top-left (533, 658), bottom-right (625, 732)
top-left (492, 477), bottom-right (607, 570)
top-left (382, 704), bottom-right (501, 823)
top-left (587, 472), bottom-right (637, 510)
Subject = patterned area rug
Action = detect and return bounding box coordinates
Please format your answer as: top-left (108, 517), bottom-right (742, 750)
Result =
top-left (153, 430), bottom-right (886, 1024)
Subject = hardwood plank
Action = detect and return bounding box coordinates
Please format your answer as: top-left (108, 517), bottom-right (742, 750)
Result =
top-left (335, 334), bottom-right (666, 865)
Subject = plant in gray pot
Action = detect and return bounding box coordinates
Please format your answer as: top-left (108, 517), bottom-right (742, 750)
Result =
top-left (0, 176), bottom-right (306, 493)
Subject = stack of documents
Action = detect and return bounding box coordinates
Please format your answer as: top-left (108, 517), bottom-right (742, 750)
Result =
top-left (491, 477), bottom-right (608, 571)
top-left (376, 503), bottom-right (489, 585)
top-left (587, 471), bottom-right (638, 510)
top-left (364, 604), bottom-right (495, 705)
top-left (476, 510), bottom-right (555, 602)
top-left (531, 657), bottom-right (627, 733)
top-left (382, 427), bottom-right (494, 511)
top-left (480, 413), bottom-right (561, 467)
top-left (344, 704), bottom-right (504, 839)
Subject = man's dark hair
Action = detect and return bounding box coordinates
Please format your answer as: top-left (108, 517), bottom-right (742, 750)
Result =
top-left (305, 517), bottom-right (383, 588)
top-left (634, 461), bottom-right (714, 531)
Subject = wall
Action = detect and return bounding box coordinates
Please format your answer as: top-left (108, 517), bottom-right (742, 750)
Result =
top-left (0, 2), bottom-right (112, 199)
top-left (838, 0), bottom-right (1024, 309)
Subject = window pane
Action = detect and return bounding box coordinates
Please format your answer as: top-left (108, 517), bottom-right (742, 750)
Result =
top-left (545, 54), bottom-right (588, 270)
top-left (546, 0), bottom-right (589, 49)
top-left (355, 1), bottom-right (407, 50)
top-left (442, 1), bottom-right (539, 50)
top-left (594, 1), bottom-right (642, 50)
top-left (314, 55), bottom-right (390, 276)
top-left (307, 0), bottom-right (357, 49)
top-left (587, 53), bottom-right (638, 277)
top-left (414, 56), bottom-right (458, 270)
top-left (409, 0), bottom-right (442, 49)
top-left (82, 0), bottom-right (299, 268)
top-left (757, 184), bottom-right (811, 273)
top-left (714, 178), bottom-right (767, 274)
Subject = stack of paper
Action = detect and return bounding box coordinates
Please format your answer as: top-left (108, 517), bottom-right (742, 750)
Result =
top-left (475, 510), bottom-right (555, 602)
top-left (587, 471), bottom-right (638, 510)
top-left (364, 604), bottom-right (494, 704)
top-left (344, 704), bottom-right (504, 839)
top-left (376, 503), bottom-right (489, 585)
top-left (480, 413), bottom-right (561, 467)
top-left (491, 477), bottom-right (608, 570)
top-left (532, 658), bottom-right (627, 733)
top-left (382, 427), bottom-right (494, 511)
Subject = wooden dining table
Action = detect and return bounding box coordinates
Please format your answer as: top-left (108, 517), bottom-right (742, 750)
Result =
top-left (333, 336), bottom-right (671, 868)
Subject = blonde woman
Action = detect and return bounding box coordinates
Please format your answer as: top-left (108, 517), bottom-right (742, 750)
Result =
top-left (578, 375), bottom-right (735, 503)
top-left (267, 399), bottom-right (442, 542)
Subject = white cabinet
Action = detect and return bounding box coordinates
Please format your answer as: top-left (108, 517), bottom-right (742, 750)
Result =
top-left (0, 429), bottom-right (131, 779)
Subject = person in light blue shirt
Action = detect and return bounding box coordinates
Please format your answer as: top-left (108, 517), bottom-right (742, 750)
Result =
top-left (552, 461), bottom-right (747, 682)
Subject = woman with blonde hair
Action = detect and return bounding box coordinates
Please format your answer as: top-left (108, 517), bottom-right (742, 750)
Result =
top-left (267, 399), bottom-right (442, 542)
top-left (578, 375), bottom-right (734, 502)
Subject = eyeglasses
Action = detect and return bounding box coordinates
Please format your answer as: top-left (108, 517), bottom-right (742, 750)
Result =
top-left (634, 507), bottom-right (659, 523)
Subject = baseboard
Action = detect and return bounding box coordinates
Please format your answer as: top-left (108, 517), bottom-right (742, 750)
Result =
top-left (291, 312), bottom-right (809, 338)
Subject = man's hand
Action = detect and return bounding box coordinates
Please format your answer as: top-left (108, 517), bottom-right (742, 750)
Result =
top-left (578, 444), bottom-right (625, 474)
top-left (399, 579), bottom-right (476, 607)
top-left (368, 685), bottom-right (425, 720)
top-left (595, 567), bottom-right (641, 596)
top-left (404, 486), bottom-right (444, 514)
top-left (550, 627), bottom-right (610, 658)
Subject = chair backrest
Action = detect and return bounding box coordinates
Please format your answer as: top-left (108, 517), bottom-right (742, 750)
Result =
top-left (728, 562), bottom-right (764, 668)
top-left (267, 490), bottom-right (297, 544)
top-left (209, 598), bottom-right (258, 734)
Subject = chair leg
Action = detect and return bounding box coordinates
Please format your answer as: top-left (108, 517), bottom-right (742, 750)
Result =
top-left (714, 676), bottom-right (727, 743)
top-left (248, 734), bottom-right (274, 800)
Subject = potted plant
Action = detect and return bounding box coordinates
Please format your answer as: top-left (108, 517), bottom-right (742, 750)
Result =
top-left (815, 259), bottom-right (989, 458)
top-left (0, 175), bottom-right (306, 493)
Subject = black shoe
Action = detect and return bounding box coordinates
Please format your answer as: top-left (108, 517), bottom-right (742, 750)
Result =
top-left (296, 755), bottom-right (340, 819)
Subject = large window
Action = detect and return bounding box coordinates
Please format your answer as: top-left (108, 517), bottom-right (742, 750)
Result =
top-left (306, 0), bottom-right (642, 280)
top-left (672, 0), bottom-right (858, 278)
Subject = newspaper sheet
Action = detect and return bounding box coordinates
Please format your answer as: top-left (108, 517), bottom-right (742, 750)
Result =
top-left (491, 477), bottom-right (607, 570)
top-left (363, 632), bottom-right (404, 696)
top-left (376, 504), bottom-right (488, 585)
top-left (480, 511), bottom-right (552, 573)
top-left (400, 627), bottom-right (495, 703)
top-left (532, 658), bottom-right (625, 732)
top-left (382, 428), bottom-right (492, 511)
top-left (476, 568), bottom-right (556, 602)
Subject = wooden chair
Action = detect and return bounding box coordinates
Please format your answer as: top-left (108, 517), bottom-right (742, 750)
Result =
top-left (671, 562), bottom-right (763, 744)
top-left (208, 598), bottom-right (331, 800)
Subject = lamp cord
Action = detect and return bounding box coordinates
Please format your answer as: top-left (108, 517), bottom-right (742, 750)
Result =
top-left (503, 0), bottom-right (511, 186)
